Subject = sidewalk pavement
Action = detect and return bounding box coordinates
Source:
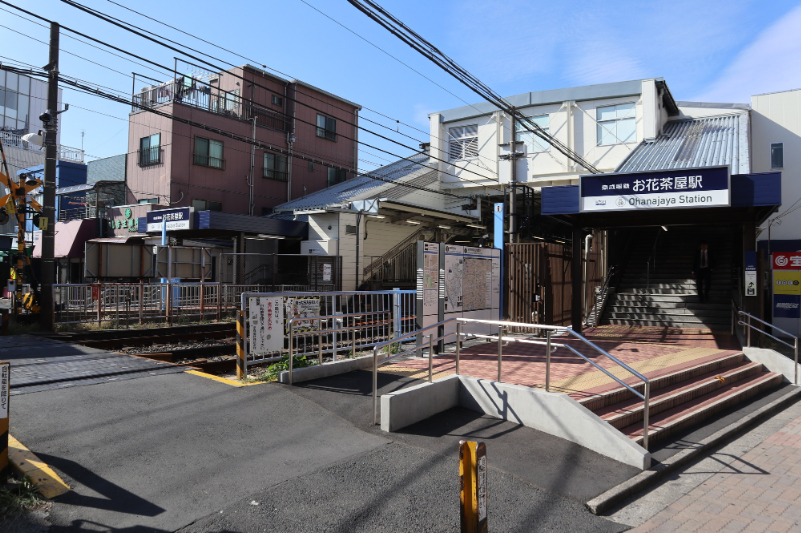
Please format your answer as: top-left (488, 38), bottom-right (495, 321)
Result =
top-left (611, 399), bottom-right (801, 532)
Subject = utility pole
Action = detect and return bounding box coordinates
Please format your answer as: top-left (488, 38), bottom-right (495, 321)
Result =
top-left (40, 22), bottom-right (60, 331)
top-left (509, 109), bottom-right (516, 245)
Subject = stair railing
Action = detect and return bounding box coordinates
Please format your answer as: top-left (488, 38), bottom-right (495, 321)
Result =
top-left (737, 309), bottom-right (798, 385)
top-left (645, 229), bottom-right (663, 292)
top-left (588, 265), bottom-right (615, 327)
top-left (363, 227), bottom-right (430, 278)
top-left (369, 317), bottom-right (652, 450)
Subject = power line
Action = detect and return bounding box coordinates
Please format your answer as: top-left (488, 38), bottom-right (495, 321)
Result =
top-left (58, 0), bottom-right (500, 188)
top-left (102, 0), bottom-right (498, 168)
top-left (347, 0), bottom-right (601, 174)
top-left (1, 63), bottom-right (460, 202)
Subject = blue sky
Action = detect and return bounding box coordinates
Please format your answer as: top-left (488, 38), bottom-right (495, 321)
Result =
top-left (2, 0), bottom-right (801, 167)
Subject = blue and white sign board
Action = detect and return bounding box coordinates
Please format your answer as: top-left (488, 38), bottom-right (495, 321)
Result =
top-left (745, 251), bottom-right (757, 297)
top-left (146, 208), bottom-right (193, 232)
top-left (580, 167), bottom-right (730, 212)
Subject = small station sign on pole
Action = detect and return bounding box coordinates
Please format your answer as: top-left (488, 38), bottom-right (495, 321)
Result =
top-left (0, 361), bottom-right (9, 483)
top-left (459, 440), bottom-right (488, 533)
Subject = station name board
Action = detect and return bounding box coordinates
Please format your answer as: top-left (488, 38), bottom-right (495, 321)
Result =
top-left (580, 166), bottom-right (730, 213)
top-left (146, 208), bottom-right (193, 232)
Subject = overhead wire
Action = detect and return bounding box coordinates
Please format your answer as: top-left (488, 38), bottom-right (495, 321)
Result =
top-left (346, 0), bottom-right (601, 174)
top-left (57, 0), bottom-right (500, 189)
top-left (0, 63), bottom-right (460, 201)
top-left (102, 0), bottom-right (500, 171)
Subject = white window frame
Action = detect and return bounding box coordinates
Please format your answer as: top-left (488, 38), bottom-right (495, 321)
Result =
top-left (515, 114), bottom-right (550, 154)
top-left (771, 142), bottom-right (784, 169)
top-left (596, 102), bottom-right (637, 146)
top-left (448, 124), bottom-right (479, 161)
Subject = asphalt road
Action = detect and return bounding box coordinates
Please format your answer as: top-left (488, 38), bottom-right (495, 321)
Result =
top-left (10, 372), bottom-right (389, 531)
top-left (9, 366), bottom-right (634, 531)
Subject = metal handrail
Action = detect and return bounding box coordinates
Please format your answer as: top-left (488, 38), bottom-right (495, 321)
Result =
top-left (737, 310), bottom-right (799, 384)
top-left (369, 317), bottom-right (652, 449)
top-left (589, 265), bottom-right (615, 327)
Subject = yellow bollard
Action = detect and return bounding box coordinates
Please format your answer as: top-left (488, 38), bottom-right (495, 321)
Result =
top-left (459, 440), bottom-right (488, 533)
top-left (236, 311), bottom-right (246, 379)
top-left (0, 361), bottom-right (9, 484)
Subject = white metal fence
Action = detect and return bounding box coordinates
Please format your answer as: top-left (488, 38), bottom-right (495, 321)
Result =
top-left (240, 290), bottom-right (416, 371)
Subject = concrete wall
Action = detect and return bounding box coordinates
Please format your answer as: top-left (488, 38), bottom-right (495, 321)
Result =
top-left (362, 220), bottom-right (419, 259)
top-left (430, 80), bottom-right (663, 190)
top-left (338, 212), bottom-right (363, 290)
top-left (380, 375), bottom-right (652, 470)
top-left (752, 89), bottom-right (801, 243)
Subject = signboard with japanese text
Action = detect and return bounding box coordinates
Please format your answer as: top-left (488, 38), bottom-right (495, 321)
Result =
top-left (773, 269), bottom-right (801, 333)
top-left (146, 208), bottom-right (193, 232)
top-left (248, 296), bottom-right (283, 355)
top-left (772, 253), bottom-right (801, 270)
top-left (745, 251), bottom-right (757, 297)
top-left (579, 166), bottom-right (730, 212)
top-left (284, 297), bottom-right (321, 334)
top-left (0, 363), bottom-right (8, 419)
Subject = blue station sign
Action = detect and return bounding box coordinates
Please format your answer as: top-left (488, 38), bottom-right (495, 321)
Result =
top-left (146, 208), bottom-right (193, 232)
top-left (580, 166), bottom-right (730, 213)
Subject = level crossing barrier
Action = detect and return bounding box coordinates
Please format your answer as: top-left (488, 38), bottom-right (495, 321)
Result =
top-left (239, 290), bottom-right (416, 375)
top-left (368, 318), bottom-right (653, 450)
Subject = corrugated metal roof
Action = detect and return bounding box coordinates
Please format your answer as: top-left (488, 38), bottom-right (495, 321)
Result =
top-left (616, 114), bottom-right (747, 173)
top-left (273, 152), bottom-right (432, 212)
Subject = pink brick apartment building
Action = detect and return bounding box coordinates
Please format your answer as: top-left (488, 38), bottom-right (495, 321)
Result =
top-left (126, 64), bottom-right (360, 214)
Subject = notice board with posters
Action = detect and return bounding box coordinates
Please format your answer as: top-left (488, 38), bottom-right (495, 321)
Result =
top-left (772, 253), bottom-right (801, 336)
top-left (417, 242), bottom-right (501, 341)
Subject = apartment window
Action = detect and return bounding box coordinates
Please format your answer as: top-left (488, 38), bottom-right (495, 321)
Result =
top-left (515, 115), bottom-right (550, 153)
top-left (316, 114), bottom-right (337, 141)
top-left (264, 153), bottom-right (288, 181)
top-left (138, 133), bottom-right (161, 166)
top-left (272, 95), bottom-right (283, 106)
top-left (327, 167), bottom-right (346, 187)
top-left (193, 137), bottom-right (224, 169)
top-left (309, 161), bottom-right (314, 172)
top-left (138, 198), bottom-right (158, 204)
top-left (597, 103), bottom-right (636, 145)
top-left (449, 124), bottom-right (479, 160)
top-left (191, 199), bottom-right (222, 212)
top-left (771, 143), bottom-right (784, 169)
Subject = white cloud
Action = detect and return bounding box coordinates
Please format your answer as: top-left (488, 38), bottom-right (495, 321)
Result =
top-left (693, 4), bottom-right (801, 102)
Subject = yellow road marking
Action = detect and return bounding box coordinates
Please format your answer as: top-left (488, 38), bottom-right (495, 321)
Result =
top-left (184, 369), bottom-right (263, 387)
top-left (8, 435), bottom-right (70, 499)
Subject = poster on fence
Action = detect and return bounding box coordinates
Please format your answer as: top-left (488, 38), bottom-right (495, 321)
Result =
top-left (285, 297), bottom-right (321, 334)
top-left (249, 296), bottom-right (284, 355)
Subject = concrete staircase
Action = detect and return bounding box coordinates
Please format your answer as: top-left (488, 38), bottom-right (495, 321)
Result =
top-left (603, 227), bottom-right (733, 330)
top-left (577, 351), bottom-right (783, 447)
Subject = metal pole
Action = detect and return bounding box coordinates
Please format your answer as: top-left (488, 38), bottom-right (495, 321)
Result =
top-left (373, 347), bottom-right (379, 425)
top-left (642, 381), bottom-right (650, 451)
top-left (428, 334), bottom-right (433, 382)
top-left (455, 322), bottom-right (461, 375)
top-left (318, 319), bottom-right (324, 365)
top-left (747, 315), bottom-right (751, 347)
top-left (497, 325), bottom-right (503, 382)
top-left (40, 22), bottom-right (60, 331)
top-left (545, 330), bottom-right (552, 392)
top-left (288, 325), bottom-right (294, 385)
top-left (795, 338), bottom-right (798, 386)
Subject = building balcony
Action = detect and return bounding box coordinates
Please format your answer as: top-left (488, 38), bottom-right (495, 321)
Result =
top-left (138, 146), bottom-right (162, 167)
top-left (132, 78), bottom-right (290, 132)
top-left (0, 130), bottom-right (85, 164)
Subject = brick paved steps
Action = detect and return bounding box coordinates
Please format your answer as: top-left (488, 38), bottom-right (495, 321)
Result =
top-left (621, 371), bottom-right (783, 446)
top-left (606, 306), bottom-right (730, 318)
top-left (595, 362), bottom-right (764, 430)
top-left (606, 317), bottom-right (729, 328)
top-left (576, 352), bottom-right (745, 412)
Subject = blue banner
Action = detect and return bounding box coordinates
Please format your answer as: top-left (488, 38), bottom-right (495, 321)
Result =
top-left (580, 166), bottom-right (729, 212)
top-left (774, 294), bottom-right (801, 319)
